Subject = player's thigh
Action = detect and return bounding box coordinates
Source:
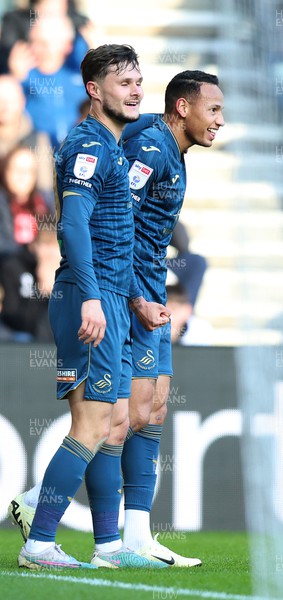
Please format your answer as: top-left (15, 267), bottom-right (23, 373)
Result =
top-left (68, 381), bottom-right (114, 427)
top-left (68, 382), bottom-right (114, 445)
top-left (128, 378), bottom-right (156, 431)
top-left (152, 375), bottom-right (170, 412)
top-left (110, 397), bottom-right (129, 427)
top-left (105, 325), bottom-right (132, 443)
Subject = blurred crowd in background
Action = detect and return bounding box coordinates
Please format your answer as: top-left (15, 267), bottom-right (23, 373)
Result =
top-left (0, 0), bottom-right (210, 345)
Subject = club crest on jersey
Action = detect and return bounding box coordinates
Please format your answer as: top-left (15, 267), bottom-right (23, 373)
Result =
top-left (136, 349), bottom-right (156, 370)
top-left (128, 160), bottom-right (153, 190)
top-left (73, 153), bottom-right (98, 180)
top-left (92, 373), bottom-right (112, 394)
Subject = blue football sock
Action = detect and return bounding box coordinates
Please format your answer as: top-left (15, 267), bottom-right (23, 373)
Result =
top-left (125, 426), bottom-right (134, 441)
top-left (29, 435), bottom-right (94, 542)
top-left (85, 442), bottom-right (123, 544)
top-left (122, 424), bottom-right (162, 512)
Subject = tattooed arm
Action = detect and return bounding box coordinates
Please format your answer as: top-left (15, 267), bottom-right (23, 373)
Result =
top-left (129, 296), bottom-right (170, 332)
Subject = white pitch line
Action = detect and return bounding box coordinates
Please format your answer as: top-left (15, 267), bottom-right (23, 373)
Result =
top-left (0, 571), bottom-right (271, 600)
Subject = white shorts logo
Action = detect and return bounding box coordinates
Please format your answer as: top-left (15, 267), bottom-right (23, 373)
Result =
top-left (136, 349), bottom-right (156, 370)
top-left (128, 160), bottom-right (153, 190)
top-left (92, 373), bottom-right (112, 394)
top-left (73, 154), bottom-right (98, 180)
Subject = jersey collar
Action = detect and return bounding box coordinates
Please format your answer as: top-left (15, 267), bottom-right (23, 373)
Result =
top-left (161, 118), bottom-right (182, 159)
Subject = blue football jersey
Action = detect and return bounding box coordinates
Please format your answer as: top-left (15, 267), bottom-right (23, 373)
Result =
top-left (123, 114), bottom-right (187, 304)
top-left (54, 115), bottom-right (140, 302)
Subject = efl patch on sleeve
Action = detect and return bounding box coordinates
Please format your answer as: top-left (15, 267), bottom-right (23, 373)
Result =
top-left (73, 154), bottom-right (98, 180)
top-left (128, 160), bottom-right (153, 190)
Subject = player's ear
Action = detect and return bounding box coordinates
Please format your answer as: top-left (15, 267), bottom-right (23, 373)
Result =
top-left (175, 97), bottom-right (189, 118)
top-left (86, 80), bottom-right (101, 101)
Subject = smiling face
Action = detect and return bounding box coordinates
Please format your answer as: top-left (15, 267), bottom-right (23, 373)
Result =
top-left (172, 83), bottom-right (224, 152)
top-left (87, 63), bottom-right (144, 128)
top-left (181, 83), bottom-right (224, 149)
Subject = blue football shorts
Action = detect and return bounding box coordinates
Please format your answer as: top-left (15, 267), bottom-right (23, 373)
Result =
top-left (48, 282), bottom-right (132, 402)
top-left (131, 312), bottom-right (173, 379)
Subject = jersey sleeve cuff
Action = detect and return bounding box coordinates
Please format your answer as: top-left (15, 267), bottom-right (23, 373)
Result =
top-left (81, 292), bottom-right (102, 302)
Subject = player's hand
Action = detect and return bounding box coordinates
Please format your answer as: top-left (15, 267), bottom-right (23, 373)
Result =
top-left (129, 296), bottom-right (171, 331)
top-left (78, 299), bottom-right (106, 347)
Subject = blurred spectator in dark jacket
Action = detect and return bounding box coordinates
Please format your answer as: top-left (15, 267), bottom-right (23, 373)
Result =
top-left (166, 221), bottom-right (213, 345)
top-left (0, 229), bottom-right (60, 342)
top-left (167, 220), bottom-right (207, 307)
top-left (166, 280), bottom-right (214, 345)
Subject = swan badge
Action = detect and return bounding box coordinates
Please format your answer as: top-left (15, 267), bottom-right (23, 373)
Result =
top-left (136, 349), bottom-right (156, 370)
top-left (92, 373), bottom-right (112, 394)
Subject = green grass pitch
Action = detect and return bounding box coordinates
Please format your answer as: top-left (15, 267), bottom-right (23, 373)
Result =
top-left (0, 529), bottom-right (252, 600)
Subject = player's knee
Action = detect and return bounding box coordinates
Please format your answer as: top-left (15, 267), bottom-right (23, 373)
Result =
top-left (105, 403), bottom-right (130, 444)
top-left (130, 381), bottom-right (155, 432)
top-left (94, 422), bottom-right (112, 446)
top-left (151, 400), bottom-right (167, 425)
top-left (69, 423), bottom-right (111, 452)
top-left (130, 407), bottom-right (151, 432)
top-left (112, 415), bottom-right (130, 444)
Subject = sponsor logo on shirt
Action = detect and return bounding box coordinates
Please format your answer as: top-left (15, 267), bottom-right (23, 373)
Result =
top-left (128, 160), bottom-right (153, 190)
top-left (141, 145), bottom-right (161, 152)
top-left (171, 174), bottom-right (179, 184)
top-left (73, 153), bottom-right (98, 180)
top-left (57, 369), bottom-right (77, 382)
top-left (131, 192), bottom-right (141, 203)
top-left (82, 141), bottom-right (102, 148)
top-left (68, 177), bottom-right (92, 188)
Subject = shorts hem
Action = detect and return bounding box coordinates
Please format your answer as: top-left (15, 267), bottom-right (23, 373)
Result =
top-left (131, 375), bottom-right (158, 380)
top-left (158, 372), bottom-right (173, 377)
top-left (131, 372), bottom-right (172, 380)
top-left (57, 375), bottom-right (87, 400)
top-left (84, 394), bottom-right (131, 401)
top-left (84, 396), bottom-right (116, 403)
